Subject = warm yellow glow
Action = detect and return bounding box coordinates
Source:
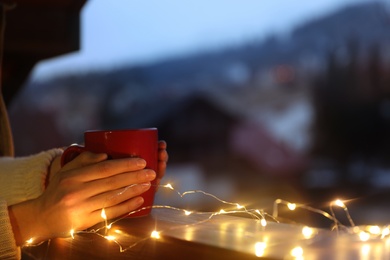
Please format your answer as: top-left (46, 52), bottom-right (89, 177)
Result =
top-left (368, 225), bottom-right (381, 235)
top-left (382, 227), bottom-right (390, 237)
top-left (184, 226), bottom-right (195, 241)
top-left (101, 208), bottom-right (107, 220)
top-left (291, 246), bottom-right (303, 258)
top-left (353, 226), bottom-right (360, 233)
top-left (334, 199), bottom-right (345, 208)
top-left (361, 244), bottom-right (371, 255)
top-left (105, 235), bottom-right (116, 241)
top-left (302, 226), bottom-right (314, 239)
top-left (164, 183), bottom-right (174, 190)
top-left (32, 183), bottom-right (389, 254)
top-left (359, 231), bottom-right (370, 242)
top-left (151, 230), bottom-right (161, 239)
top-left (236, 204), bottom-right (244, 209)
top-left (287, 203), bottom-right (296, 211)
top-left (254, 242), bottom-right (267, 257)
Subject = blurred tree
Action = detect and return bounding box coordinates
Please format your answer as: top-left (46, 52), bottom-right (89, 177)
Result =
top-left (310, 40), bottom-right (390, 184)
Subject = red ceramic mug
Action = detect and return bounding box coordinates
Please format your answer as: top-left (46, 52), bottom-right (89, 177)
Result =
top-left (61, 128), bottom-right (158, 217)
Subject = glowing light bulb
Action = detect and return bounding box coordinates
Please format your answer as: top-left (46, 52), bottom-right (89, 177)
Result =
top-left (287, 203), bottom-right (296, 211)
top-left (151, 230), bottom-right (161, 239)
top-left (105, 235), bottom-right (116, 241)
top-left (184, 210), bottom-right (192, 216)
top-left (254, 242), bottom-right (267, 257)
top-left (236, 204), bottom-right (244, 209)
top-left (291, 246), bottom-right (303, 258)
top-left (359, 231), bottom-right (370, 241)
top-left (26, 238), bottom-right (34, 244)
top-left (368, 225), bottom-right (381, 235)
top-left (101, 208), bottom-right (107, 220)
top-left (164, 183), bottom-right (174, 190)
top-left (70, 229), bottom-right (75, 239)
top-left (382, 227), bottom-right (390, 238)
top-left (302, 226), bottom-right (314, 239)
top-left (219, 209), bottom-right (226, 214)
top-left (334, 199), bottom-right (345, 208)
top-left (261, 218), bottom-right (267, 227)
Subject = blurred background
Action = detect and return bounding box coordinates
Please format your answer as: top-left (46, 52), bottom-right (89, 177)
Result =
top-left (5, 0), bottom-right (390, 226)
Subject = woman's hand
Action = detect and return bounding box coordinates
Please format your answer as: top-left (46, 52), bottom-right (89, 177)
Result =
top-left (157, 140), bottom-right (168, 187)
top-left (48, 141), bottom-right (168, 186)
top-left (9, 151), bottom-right (156, 245)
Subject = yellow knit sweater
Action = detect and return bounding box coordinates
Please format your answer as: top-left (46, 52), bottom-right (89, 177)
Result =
top-left (0, 149), bottom-right (63, 259)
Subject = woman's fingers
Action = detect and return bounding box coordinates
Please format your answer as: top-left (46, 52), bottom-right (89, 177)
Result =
top-left (158, 141), bottom-right (168, 162)
top-left (60, 152), bottom-right (147, 182)
top-left (61, 151), bottom-right (108, 171)
top-left (79, 169), bottom-right (156, 199)
top-left (157, 140), bottom-right (168, 180)
top-left (158, 140), bottom-right (167, 149)
top-left (86, 182), bottom-right (151, 212)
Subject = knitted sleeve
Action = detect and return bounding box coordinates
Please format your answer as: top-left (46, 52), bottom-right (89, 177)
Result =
top-left (0, 200), bottom-right (20, 260)
top-left (0, 148), bottom-right (63, 206)
top-left (0, 148), bottom-right (63, 259)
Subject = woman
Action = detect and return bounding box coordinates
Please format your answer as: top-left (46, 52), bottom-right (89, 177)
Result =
top-left (0, 101), bottom-right (168, 259)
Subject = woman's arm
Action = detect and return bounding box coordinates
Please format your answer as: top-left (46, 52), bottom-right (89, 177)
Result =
top-left (8, 151), bottom-right (156, 246)
top-left (0, 149), bottom-right (63, 206)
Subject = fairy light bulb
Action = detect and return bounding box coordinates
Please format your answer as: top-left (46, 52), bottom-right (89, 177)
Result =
top-left (359, 231), bottom-right (370, 241)
top-left (287, 203), bottom-right (297, 211)
top-left (101, 208), bottom-right (107, 220)
top-left (334, 199), bottom-right (345, 208)
top-left (291, 246), bottom-right (303, 258)
top-left (70, 229), bottom-right (75, 239)
top-left (26, 238), bottom-right (34, 245)
top-left (236, 204), bottom-right (244, 209)
top-left (151, 230), bottom-right (160, 239)
top-left (261, 218), bottom-right (267, 227)
top-left (368, 226), bottom-right (380, 235)
top-left (302, 226), bottom-right (314, 239)
top-left (382, 227), bottom-right (390, 238)
top-left (105, 235), bottom-right (116, 241)
top-left (184, 210), bottom-right (192, 216)
top-left (164, 183), bottom-right (174, 190)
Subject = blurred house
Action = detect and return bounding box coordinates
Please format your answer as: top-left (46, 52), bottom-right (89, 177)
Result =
top-left (231, 120), bottom-right (306, 177)
top-left (108, 91), bottom-right (308, 184)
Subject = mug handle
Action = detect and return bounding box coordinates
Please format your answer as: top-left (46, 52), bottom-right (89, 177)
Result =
top-left (61, 144), bottom-right (86, 167)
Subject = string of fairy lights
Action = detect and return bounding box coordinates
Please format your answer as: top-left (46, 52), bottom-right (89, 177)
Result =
top-left (23, 182), bottom-right (390, 257)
